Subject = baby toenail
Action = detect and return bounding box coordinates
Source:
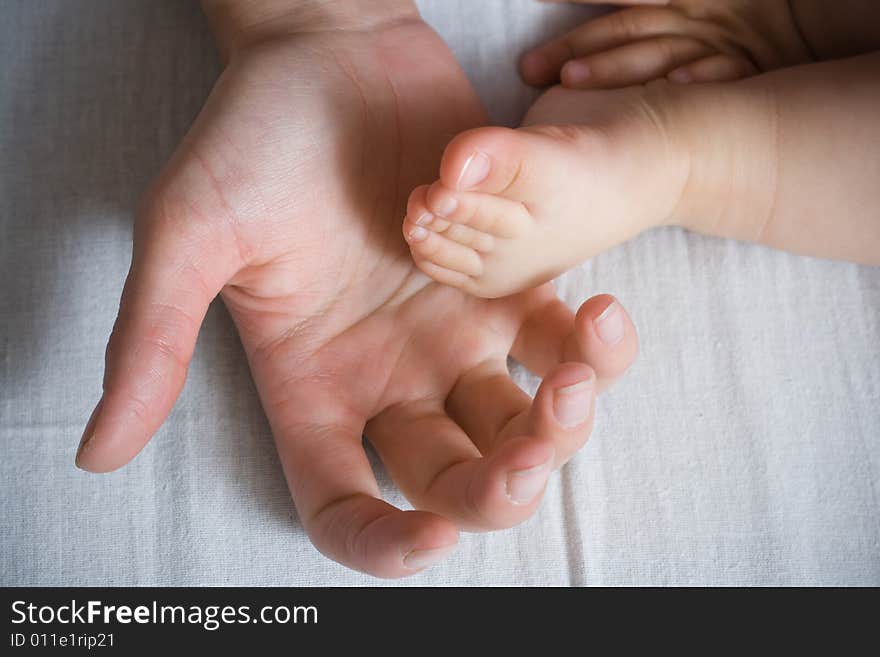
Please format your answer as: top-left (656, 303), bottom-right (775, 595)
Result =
top-left (563, 61), bottom-right (591, 84)
top-left (456, 151), bottom-right (491, 191)
top-left (408, 226), bottom-right (429, 242)
top-left (434, 196), bottom-right (458, 217)
top-left (416, 212), bottom-right (434, 226)
top-left (594, 301), bottom-right (624, 345)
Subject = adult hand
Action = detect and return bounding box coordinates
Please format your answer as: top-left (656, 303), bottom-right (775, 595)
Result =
top-left (76, 1), bottom-right (639, 577)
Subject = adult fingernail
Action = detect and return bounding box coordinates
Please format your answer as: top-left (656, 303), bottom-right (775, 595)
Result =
top-left (594, 301), bottom-right (624, 345)
top-left (408, 226), bottom-right (429, 242)
top-left (415, 212), bottom-right (434, 226)
top-left (506, 460), bottom-right (551, 505)
top-left (76, 396), bottom-right (103, 468)
top-left (433, 196), bottom-right (458, 217)
top-left (456, 151), bottom-right (490, 190)
top-left (563, 61), bottom-right (591, 85)
top-left (553, 378), bottom-right (594, 428)
top-left (403, 544), bottom-right (457, 571)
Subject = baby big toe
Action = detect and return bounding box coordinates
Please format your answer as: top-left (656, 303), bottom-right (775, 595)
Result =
top-left (438, 126), bottom-right (566, 204)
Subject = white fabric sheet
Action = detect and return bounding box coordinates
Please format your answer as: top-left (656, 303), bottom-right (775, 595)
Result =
top-left (1, 0), bottom-right (878, 586)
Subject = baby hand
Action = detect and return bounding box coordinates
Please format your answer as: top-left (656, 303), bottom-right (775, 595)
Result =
top-left (521, 0), bottom-right (813, 88)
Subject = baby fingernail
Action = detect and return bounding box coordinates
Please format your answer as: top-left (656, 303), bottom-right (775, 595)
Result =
top-left (594, 301), bottom-right (624, 345)
top-left (554, 379), bottom-right (594, 428)
top-left (403, 544), bottom-right (457, 570)
top-left (668, 67), bottom-right (693, 84)
top-left (506, 460), bottom-right (551, 505)
top-left (563, 61), bottom-right (591, 85)
top-left (408, 226), bottom-right (429, 242)
top-left (434, 196), bottom-right (458, 217)
top-left (415, 212), bottom-right (434, 226)
top-left (456, 151), bottom-right (490, 190)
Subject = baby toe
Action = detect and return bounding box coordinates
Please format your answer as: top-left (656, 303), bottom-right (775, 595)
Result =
top-left (404, 188), bottom-right (432, 227)
top-left (426, 182), bottom-right (531, 239)
top-left (405, 227), bottom-right (484, 278)
top-left (441, 223), bottom-right (495, 253)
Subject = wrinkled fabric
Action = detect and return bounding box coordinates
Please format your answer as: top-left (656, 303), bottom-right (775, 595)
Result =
top-left (1, 0), bottom-right (878, 586)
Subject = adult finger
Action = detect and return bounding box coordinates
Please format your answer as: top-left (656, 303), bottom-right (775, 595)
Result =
top-left (447, 359), bottom-right (597, 470)
top-left (368, 401), bottom-right (556, 532)
top-left (246, 326), bottom-right (461, 577)
top-left (503, 285), bottom-right (575, 377)
top-left (75, 198), bottom-right (240, 473)
top-left (509, 293), bottom-right (639, 392)
top-left (283, 421), bottom-right (459, 578)
top-left (445, 359), bottom-right (532, 455)
top-left (257, 371), bottom-right (460, 578)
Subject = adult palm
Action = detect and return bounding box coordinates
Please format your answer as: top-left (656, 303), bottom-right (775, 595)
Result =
top-left (76, 18), bottom-right (638, 577)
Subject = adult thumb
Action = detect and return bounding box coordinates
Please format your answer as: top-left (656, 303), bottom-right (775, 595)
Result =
top-left (76, 201), bottom-right (240, 472)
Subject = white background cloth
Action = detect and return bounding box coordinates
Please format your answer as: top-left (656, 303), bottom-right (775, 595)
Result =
top-left (1, 0), bottom-right (878, 586)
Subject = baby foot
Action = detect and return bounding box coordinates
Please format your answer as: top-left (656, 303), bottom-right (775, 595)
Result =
top-left (404, 84), bottom-right (690, 298)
